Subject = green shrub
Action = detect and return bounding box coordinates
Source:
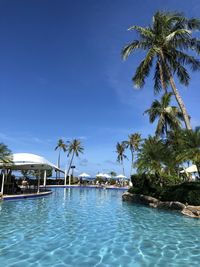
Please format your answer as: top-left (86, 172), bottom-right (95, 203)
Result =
top-left (161, 182), bottom-right (200, 205)
top-left (129, 174), bottom-right (200, 205)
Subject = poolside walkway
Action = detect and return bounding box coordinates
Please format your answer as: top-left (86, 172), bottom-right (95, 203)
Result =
top-left (44, 184), bottom-right (129, 190)
top-left (0, 190), bottom-right (52, 201)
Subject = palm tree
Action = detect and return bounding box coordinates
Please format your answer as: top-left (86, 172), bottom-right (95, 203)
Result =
top-left (66, 139), bottom-right (84, 182)
top-left (55, 139), bottom-right (67, 179)
top-left (116, 142), bottom-right (127, 176)
top-left (122, 11), bottom-right (200, 129)
top-left (144, 93), bottom-right (184, 137)
top-left (0, 143), bottom-right (12, 165)
top-left (136, 136), bottom-right (166, 176)
top-left (177, 127), bottom-right (200, 176)
top-left (123, 133), bottom-right (141, 177)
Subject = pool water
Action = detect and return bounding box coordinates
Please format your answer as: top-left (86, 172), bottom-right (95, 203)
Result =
top-left (0, 188), bottom-right (200, 267)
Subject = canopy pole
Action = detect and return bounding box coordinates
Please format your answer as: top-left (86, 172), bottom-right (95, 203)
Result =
top-left (0, 170), bottom-right (5, 196)
top-left (43, 170), bottom-right (47, 186)
top-left (64, 170), bottom-right (67, 186)
top-left (37, 170), bottom-right (41, 193)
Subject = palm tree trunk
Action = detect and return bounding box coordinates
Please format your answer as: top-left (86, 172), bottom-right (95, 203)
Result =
top-left (122, 161), bottom-right (125, 176)
top-left (158, 60), bottom-right (167, 92)
top-left (160, 51), bottom-right (191, 130)
top-left (130, 150), bottom-right (134, 178)
top-left (66, 152), bottom-right (75, 182)
top-left (58, 149), bottom-right (61, 180)
top-left (168, 76), bottom-right (192, 130)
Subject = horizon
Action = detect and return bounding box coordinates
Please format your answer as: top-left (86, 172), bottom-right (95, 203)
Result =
top-left (1, 0), bottom-right (200, 176)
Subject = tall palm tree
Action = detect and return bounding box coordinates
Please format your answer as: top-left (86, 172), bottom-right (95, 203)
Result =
top-left (55, 139), bottom-right (67, 179)
top-left (144, 93), bottom-right (184, 137)
top-left (66, 139), bottom-right (84, 181)
top-left (122, 11), bottom-right (200, 129)
top-left (116, 142), bottom-right (127, 176)
top-left (0, 143), bottom-right (12, 165)
top-left (123, 133), bottom-right (141, 177)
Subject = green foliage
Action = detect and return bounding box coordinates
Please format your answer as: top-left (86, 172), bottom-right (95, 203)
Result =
top-left (116, 142), bottom-right (127, 175)
top-left (129, 174), bottom-right (200, 205)
top-left (123, 133), bottom-right (141, 177)
top-left (136, 136), bottom-right (166, 175)
top-left (66, 139), bottom-right (84, 178)
top-left (109, 171), bottom-right (117, 177)
top-left (0, 143), bottom-right (12, 164)
top-left (122, 11), bottom-right (200, 129)
top-left (161, 182), bottom-right (200, 205)
top-left (177, 127), bottom-right (200, 175)
top-left (67, 139), bottom-right (84, 157)
top-left (144, 93), bottom-right (183, 137)
top-left (21, 169), bottom-right (52, 179)
top-left (122, 11), bottom-right (200, 92)
top-left (55, 139), bottom-right (67, 171)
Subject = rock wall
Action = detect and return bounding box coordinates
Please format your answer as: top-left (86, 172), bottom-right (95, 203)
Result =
top-left (122, 192), bottom-right (200, 218)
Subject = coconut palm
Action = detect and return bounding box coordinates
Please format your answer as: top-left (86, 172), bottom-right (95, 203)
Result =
top-left (66, 139), bottom-right (84, 181)
top-left (122, 11), bottom-right (200, 129)
top-left (116, 142), bottom-right (127, 176)
top-left (136, 136), bottom-right (166, 176)
top-left (123, 133), bottom-right (141, 177)
top-left (177, 127), bottom-right (200, 176)
top-left (144, 93), bottom-right (184, 137)
top-left (55, 139), bottom-right (67, 179)
top-left (0, 143), bottom-right (12, 165)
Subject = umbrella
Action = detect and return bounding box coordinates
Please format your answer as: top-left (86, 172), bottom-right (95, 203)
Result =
top-left (96, 173), bottom-right (105, 178)
top-left (103, 174), bottom-right (112, 179)
top-left (116, 174), bottom-right (128, 179)
top-left (78, 172), bottom-right (91, 178)
top-left (78, 172), bottom-right (92, 180)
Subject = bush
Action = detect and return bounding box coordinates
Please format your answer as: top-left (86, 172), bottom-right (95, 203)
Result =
top-left (129, 173), bottom-right (163, 198)
top-left (129, 174), bottom-right (200, 205)
top-left (161, 182), bottom-right (200, 205)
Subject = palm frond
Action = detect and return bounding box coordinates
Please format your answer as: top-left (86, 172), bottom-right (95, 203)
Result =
top-left (133, 48), bottom-right (155, 88)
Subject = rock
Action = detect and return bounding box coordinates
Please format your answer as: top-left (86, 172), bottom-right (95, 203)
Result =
top-left (140, 195), bottom-right (158, 204)
top-left (122, 192), bottom-right (200, 218)
top-left (170, 202), bottom-right (186, 210)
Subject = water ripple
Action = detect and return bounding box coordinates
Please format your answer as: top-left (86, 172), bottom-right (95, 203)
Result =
top-left (0, 188), bottom-right (200, 266)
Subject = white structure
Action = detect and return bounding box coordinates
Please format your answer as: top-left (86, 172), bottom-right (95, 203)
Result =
top-left (103, 174), bottom-right (112, 179)
top-left (0, 153), bottom-right (64, 195)
top-left (116, 174), bottom-right (128, 179)
top-left (78, 173), bottom-right (91, 179)
top-left (96, 173), bottom-right (105, 178)
top-left (180, 165), bottom-right (198, 174)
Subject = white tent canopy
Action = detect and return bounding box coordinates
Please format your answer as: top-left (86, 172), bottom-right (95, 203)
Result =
top-left (116, 174), bottom-right (128, 179)
top-left (1, 153), bottom-right (63, 172)
top-left (103, 174), bottom-right (112, 179)
top-left (0, 153), bottom-right (64, 194)
top-left (96, 173), bottom-right (105, 178)
top-left (78, 172), bottom-right (91, 178)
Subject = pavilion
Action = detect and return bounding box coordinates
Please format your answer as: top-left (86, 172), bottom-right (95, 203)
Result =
top-left (0, 153), bottom-right (64, 196)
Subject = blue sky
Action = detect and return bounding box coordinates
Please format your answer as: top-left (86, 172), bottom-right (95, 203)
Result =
top-left (0, 0), bottom-right (200, 176)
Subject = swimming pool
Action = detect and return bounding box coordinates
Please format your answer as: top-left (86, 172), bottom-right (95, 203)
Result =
top-left (0, 188), bottom-right (200, 267)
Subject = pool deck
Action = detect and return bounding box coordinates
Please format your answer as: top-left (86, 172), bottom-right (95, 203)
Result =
top-left (0, 190), bottom-right (52, 201)
top-left (44, 185), bottom-right (129, 190)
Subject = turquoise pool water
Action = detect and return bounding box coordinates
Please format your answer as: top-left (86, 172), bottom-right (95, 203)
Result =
top-left (0, 188), bottom-right (200, 267)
